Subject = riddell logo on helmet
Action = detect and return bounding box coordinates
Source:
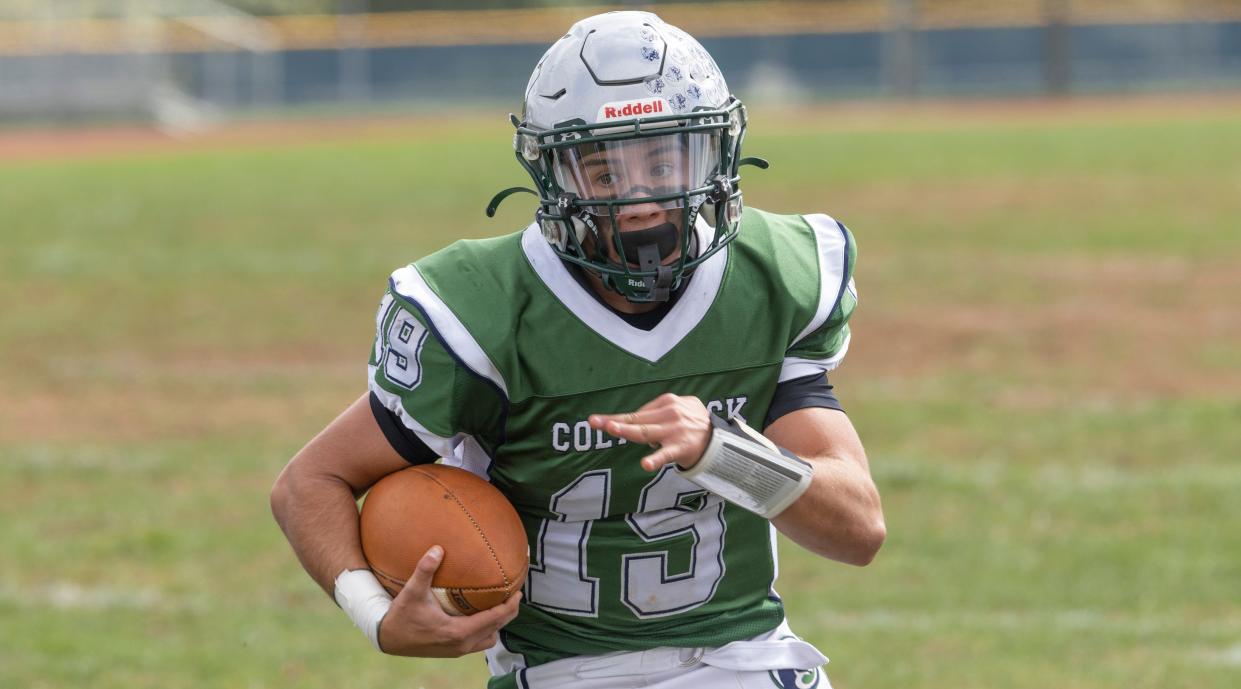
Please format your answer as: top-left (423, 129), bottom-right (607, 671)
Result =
top-left (597, 98), bottom-right (668, 121)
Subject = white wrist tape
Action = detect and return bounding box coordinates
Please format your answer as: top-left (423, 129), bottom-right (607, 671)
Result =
top-left (333, 569), bottom-right (392, 652)
top-left (679, 414), bottom-right (814, 519)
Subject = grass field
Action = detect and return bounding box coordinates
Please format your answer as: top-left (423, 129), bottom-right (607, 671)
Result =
top-left (1, 99), bottom-right (1239, 689)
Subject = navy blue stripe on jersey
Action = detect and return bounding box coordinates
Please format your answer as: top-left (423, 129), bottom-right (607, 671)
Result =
top-left (763, 372), bottom-right (844, 429)
top-left (828, 219), bottom-right (853, 330)
top-left (388, 279), bottom-right (511, 450)
top-left (498, 629), bottom-right (530, 672)
top-left (369, 391), bottom-right (439, 466)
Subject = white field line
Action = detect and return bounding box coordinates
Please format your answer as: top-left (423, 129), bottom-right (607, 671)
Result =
top-left (818, 609), bottom-right (1241, 636)
top-left (875, 460), bottom-right (1241, 491)
top-left (0, 581), bottom-right (206, 612)
top-left (2, 448), bottom-right (172, 472)
top-left (1034, 462), bottom-right (1241, 490)
top-left (1208, 644), bottom-right (1241, 667)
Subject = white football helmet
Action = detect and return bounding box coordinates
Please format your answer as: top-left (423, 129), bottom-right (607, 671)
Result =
top-left (487, 11), bottom-right (765, 302)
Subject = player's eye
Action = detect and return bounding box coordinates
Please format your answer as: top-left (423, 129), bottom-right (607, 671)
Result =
top-left (650, 162), bottom-right (675, 179)
top-left (595, 172), bottom-right (619, 187)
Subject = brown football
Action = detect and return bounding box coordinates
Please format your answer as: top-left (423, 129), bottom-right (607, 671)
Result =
top-left (359, 464), bottom-right (528, 615)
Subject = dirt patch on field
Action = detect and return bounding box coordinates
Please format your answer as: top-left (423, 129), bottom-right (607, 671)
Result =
top-left (827, 175), bottom-right (1240, 224)
top-left (0, 342), bottom-right (363, 444)
top-left (2, 377), bottom-right (356, 445)
top-left (3, 93), bottom-right (1239, 163)
top-left (849, 254), bottom-right (1241, 401)
top-left (764, 93), bottom-right (1241, 133)
top-left (3, 253), bottom-right (1235, 444)
top-left (0, 114), bottom-right (486, 163)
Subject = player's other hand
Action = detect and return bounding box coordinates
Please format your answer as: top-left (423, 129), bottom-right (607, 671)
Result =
top-left (589, 393), bottom-right (712, 472)
top-left (377, 546), bottom-right (521, 657)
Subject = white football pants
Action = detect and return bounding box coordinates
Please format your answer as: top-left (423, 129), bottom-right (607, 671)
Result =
top-left (487, 619), bottom-right (830, 689)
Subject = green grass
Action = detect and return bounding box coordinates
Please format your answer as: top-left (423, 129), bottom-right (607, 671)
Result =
top-left (2, 102), bottom-right (1239, 688)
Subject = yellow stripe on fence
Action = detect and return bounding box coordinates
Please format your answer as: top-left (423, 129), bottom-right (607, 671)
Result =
top-left (0, 1), bottom-right (1239, 56)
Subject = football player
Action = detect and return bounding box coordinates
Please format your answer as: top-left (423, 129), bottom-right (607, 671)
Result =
top-left (271, 11), bottom-right (885, 689)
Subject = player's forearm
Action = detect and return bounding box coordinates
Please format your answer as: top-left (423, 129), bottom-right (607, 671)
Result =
top-left (270, 465), bottom-right (370, 596)
top-left (772, 457), bottom-right (885, 566)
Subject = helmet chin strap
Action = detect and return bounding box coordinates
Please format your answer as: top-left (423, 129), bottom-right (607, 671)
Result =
top-left (619, 222), bottom-right (679, 302)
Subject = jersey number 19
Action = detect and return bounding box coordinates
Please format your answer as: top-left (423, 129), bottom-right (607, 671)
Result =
top-left (525, 466), bottom-right (727, 619)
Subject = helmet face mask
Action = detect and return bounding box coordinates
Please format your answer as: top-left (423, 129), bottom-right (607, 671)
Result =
top-left (499, 11), bottom-right (752, 303)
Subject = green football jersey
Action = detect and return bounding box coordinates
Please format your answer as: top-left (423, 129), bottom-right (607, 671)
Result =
top-left (367, 208), bottom-right (857, 669)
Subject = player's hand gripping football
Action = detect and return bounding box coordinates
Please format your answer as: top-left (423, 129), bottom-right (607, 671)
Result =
top-left (377, 546), bottom-right (522, 657)
top-left (589, 393), bottom-right (712, 472)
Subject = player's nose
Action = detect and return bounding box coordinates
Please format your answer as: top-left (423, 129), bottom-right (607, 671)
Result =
top-left (617, 199), bottom-right (664, 228)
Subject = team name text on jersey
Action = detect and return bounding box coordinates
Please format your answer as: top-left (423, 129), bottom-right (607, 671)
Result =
top-left (551, 395), bottom-right (747, 453)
